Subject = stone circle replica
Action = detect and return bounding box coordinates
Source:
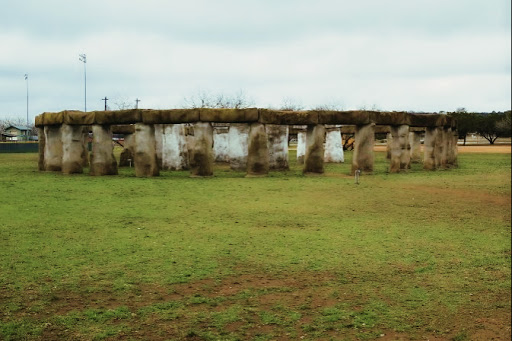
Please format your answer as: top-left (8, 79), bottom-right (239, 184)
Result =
top-left (34, 108), bottom-right (458, 177)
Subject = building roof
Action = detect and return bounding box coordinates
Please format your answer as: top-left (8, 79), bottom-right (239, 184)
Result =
top-left (5, 125), bottom-right (30, 131)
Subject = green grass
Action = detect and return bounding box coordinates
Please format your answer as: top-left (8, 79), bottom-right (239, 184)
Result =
top-left (0, 150), bottom-right (510, 340)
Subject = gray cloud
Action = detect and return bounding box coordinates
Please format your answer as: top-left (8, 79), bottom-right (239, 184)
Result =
top-left (0, 0), bottom-right (510, 121)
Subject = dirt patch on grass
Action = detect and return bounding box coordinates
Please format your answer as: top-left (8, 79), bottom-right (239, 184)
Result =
top-left (4, 270), bottom-right (510, 341)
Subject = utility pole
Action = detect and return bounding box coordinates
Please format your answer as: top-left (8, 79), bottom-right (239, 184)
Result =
top-left (102, 97), bottom-right (109, 111)
top-left (79, 54), bottom-right (87, 112)
top-left (135, 98), bottom-right (141, 109)
top-left (24, 73), bottom-right (29, 130)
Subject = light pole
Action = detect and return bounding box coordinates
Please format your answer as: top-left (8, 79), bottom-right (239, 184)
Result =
top-left (24, 74), bottom-right (29, 130)
top-left (79, 54), bottom-right (87, 112)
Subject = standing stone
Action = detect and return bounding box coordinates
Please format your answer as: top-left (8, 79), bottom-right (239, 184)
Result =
top-left (266, 124), bottom-right (289, 170)
top-left (324, 127), bottom-right (344, 163)
top-left (351, 123), bottom-right (375, 174)
top-left (213, 126), bottom-right (230, 163)
top-left (43, 125), bottom-right (63, 171)
top-left (134, 123), bottom-right (159, 177)
top-left (304, 124), bottom-right (325, 174)
top-left (38, 127), bottom-right (45, 171)
top-left (190, 122), bottom-right (214, 177)
top-left (409, 131), bottom-right (422, 163)
top-left (296, 130), bottom-right (306, 164)
top-left (434, 127), bottom-right (445, 169)
top-left (389, 125), bottom-right (410, 173)
top-left (90, 125), bottom-right (118, 176)
top-left (162, 124), bottom-right (190, 170)
top-left (449, 130), bottom-right (459, 167)
top-left (423, 127), bottom-right (438, 170)
top-left (386, 133), bottom-right (392, 159)
top-left (228, 123), bottom-right (249, 171)
top-left (81, 126), bottom-right (89, 167)
top-left (154, 124), bottom-right (163, 168)
top-left (246, 123), bottom-right (269, 176)
top-left (61, 124), bottom-right (85, 174)
top-left (119, 133), bottom-right (135, 167)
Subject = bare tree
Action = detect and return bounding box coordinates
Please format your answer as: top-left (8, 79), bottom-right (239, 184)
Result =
top-left (280, 97), bottom-right (304, 111)
top-left (312, 99), bottom-right (344, 111)
top-left (182, 89), bottom-right (254, 109)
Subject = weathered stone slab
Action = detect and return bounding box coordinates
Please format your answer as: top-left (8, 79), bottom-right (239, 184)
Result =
top-left (161, 124), bottom-right (190, 170)
top-left (133, 123), bottom-right (159, 177)
top-left (296, 130), bottom-right (306, 164)
top-left (200, 108), bottom-right (258, 123)
top-left (371, 111), bottom-right (411, 126)
top-left (246, 123), bottom-right (269, 176)
top-left (90, 125), bottom-right (118, 176)
top-left (190, 122), bottom-right (214, 177)
top-left (316, 110), bottom-right (370, 125)
top-left (154, 124), bottom-right (163, 168)
top-left (34, 114), bottom-right (44, 127)
top-left (63, 111), bottom-right (95, 125)
top-left (304, 124), bottom-right (325, 174)
top-left (61, 124), bottom-right (85, 174)
top-left (213, 126), bottom-right (230, 162)
top-left (423, 127), bottom-right (438, 170)
top-left (42, 111), bottom-right (64, 126)
top-left (266, 124), bottom-right (289, 170)
top-left (259, 109), bottom-right (318, 125)
top-left (81, 127), bottom-right (89, 167)
top-left (43, 125), bottom-right (63, 171)
top-left (38, 127), bottom-right (45, 171)
top-left (228, 123), bottom-right (249, 171)
top-left (389, 125), bottom-right (410, 173)
top-left (324, 128), bottom-right (344, 163)
top-left (409, 114), bottom-right (447, 128)
top-left (95, 109), bottom-right (142, 125)
top-left (142, 109), bottom-right (200, 124)
top-left (351, 123), bottom-right (375, 174)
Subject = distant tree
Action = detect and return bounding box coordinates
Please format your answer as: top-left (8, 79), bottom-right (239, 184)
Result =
top-left (182, 89), bottom-right (254, 109)
top-left (475, 112), bottom-right (510, 144)
top-left (495, 111), bottom-right (511, 138)
top-left (312, 99), bottom-right (344, 111)
top-left (280, 97), bottom-right (304, 111)
top-left (448, 109), bottom-right (478, 145)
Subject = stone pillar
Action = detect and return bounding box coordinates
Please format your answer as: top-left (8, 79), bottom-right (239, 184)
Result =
top-left (154, 124), bottom-right (163, 168)
top-left (389, 125), bottom-right (410, 173)
top-left (324, 127), bottom-right (344, 163)
top-left (423, 127), bottom-right (438, 170)
top-left (190, 122), bottom-right (214, 177)
top-left (38, 127), bottom-right (45, 171)
top-left (43, 125), bottom-right (63, 171)
top-left (61, 124), bottom-right (85, 174)
top-left (434, 127), bottom-right (445, 169)
top-left (90, 125), bottom-right (118, 176)
top-left (266, 124), bottom-right (289, 170)
top-left (449, 130), bottom-right (459, 167)
top-left (133, 123), bottom-right (159, 177)
top-left (213, 126), bottom-right (230, 163)
top-left (246, 123), bottom-right (269, 176)
top-left (303, 124), bottom-right (325, 174)
top-left (386, 133), bottom-right (392, 159)
top-left (161, 124), bottom-right (189, 170)
top-left (409, 131), bottom-right (422, 163)
top-left (228, 123), bottom-right (249, 171)
top-left (296, 130), bottom-right (306, 164)
top-left (351, 123), bottom-right (375, 174)
top-left (81, 127), bottom-right (89, 167)
top-left (119, 133), bottom-right (135, 167)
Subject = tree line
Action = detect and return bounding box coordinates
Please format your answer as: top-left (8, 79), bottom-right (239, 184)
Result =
top-left (448, 109), bottom-right (511, 145)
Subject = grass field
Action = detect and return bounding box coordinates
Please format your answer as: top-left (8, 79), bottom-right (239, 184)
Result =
top-left (0, 150), bottom-right (510, 341)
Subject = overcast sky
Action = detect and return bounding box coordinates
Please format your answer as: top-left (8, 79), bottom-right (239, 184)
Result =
top-left (1, 0), bottom-right (510, 123)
